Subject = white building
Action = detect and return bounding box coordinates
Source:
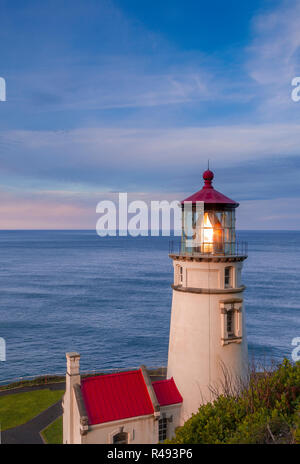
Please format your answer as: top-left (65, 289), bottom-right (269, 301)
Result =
top-left (63, 353), bottom-right (182, 444)
top-left (63, 169), bottom-right (248, 443)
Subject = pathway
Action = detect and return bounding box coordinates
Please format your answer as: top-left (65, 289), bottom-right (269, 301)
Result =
top-left (1, 383), bottom-right (65, 444)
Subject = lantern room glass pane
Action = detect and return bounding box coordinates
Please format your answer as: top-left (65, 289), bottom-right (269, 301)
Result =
top-left (181, 208), bottom-right (236, 255)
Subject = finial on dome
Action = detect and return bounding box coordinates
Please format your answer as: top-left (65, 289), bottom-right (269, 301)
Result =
top-left (202, 167), bottom-right (214, 187)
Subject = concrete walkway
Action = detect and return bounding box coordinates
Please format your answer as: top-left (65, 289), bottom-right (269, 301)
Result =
top-left (1, 383), bottom-right (65, 444)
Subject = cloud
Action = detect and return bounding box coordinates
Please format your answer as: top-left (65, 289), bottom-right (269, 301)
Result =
top-left (0, 188), bottom-right (185, 229)
top-left (238, 197), bottom-right (300, 230)
top-left (246, 0), bottom-right (300, 118)
top-left (0, 187), bottom-right (298, 230)
top-left (0, 189), bottom-right (91, 229)
top-left (1, 0), bottom-right (299, 124)
top-left (1, 0), bottom-right (300, 229)
top-left (1, 123), bottom-right (300, 187)
top-left (0, 0), bottom-right (214, 120)
top-left (16, 63), bottom-right (211, 112)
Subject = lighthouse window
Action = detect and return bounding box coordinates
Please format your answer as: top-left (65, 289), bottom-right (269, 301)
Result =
top-left (158, 417), bottom-right (168, 442)
top-left (180, 266), bottom-right (183, 283)
top-left (224, 267), bottom-right (232, 288)
top-left (220, 301), bottom-right (243, 344)
top-left (227, 310), bottom-right (234, 336)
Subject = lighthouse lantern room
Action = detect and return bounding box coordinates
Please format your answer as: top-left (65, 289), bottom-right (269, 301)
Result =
top-left (180, 169), bottom-right (240, 256)
top-left (167, 169), bottom-right (248, 424)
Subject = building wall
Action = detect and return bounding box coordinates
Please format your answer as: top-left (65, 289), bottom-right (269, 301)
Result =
top-left (160, 403), bottom-right (182, 440)
top-left (82, 414), bottom-right (158, 444)
top-left (63, 376), bottom-right (80, 444)
top-left (62, 392), bottom-right (68, 443)
top-left (63, 353), bottom-right (82, 444)
top-left (72, 388), bottom-right (83, 444)
top-left (82, 404), bottom-right (182, 444)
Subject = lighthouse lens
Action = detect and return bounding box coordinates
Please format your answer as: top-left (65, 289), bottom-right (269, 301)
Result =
top-left (181, 208), bottom-right (236, 255)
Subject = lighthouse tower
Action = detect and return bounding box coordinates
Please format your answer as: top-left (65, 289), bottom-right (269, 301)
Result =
top-left (167, 169), bottom-right (248, 424)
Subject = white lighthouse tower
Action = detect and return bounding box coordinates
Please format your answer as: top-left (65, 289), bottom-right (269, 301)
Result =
top-left (167, 169), bottom-right (248, 424)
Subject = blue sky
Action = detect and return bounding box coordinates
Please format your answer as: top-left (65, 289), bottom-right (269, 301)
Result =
top-left (0, 0), bottom-right (300, 229)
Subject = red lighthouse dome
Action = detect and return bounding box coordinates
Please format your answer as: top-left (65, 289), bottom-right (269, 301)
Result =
top-left (181, 169), bottom-right (239, 208)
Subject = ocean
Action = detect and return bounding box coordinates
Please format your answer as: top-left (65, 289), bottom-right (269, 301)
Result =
top-left (0, 230), bottom-right (299, 383)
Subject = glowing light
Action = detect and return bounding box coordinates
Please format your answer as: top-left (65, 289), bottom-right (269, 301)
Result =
top-left (203, 213), bottom-right (213, 253)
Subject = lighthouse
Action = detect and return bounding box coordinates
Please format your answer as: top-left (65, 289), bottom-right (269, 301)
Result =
top-left (167, 169), bottom-right (248, 424)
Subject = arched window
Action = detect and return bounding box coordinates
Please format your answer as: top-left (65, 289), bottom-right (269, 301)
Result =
top-left (179, 266), bottom-right (183, 284)
top-left (113, 432), bottom-right (128, 444)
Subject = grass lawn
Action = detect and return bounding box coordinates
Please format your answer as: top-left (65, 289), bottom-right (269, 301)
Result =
top-left (0, 389), bottom-right (64, 431)
top-left (41, 416), bottom-right (63, 444)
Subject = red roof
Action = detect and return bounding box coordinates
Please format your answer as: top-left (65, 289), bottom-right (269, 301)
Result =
top-left (81, 369), bottom-right (154, 425)
top-left (182, 169), bottom-right (238, 207)
top-left (152, 378), bottom-right (183, 406)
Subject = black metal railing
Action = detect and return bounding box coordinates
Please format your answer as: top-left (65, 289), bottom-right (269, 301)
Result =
top-left (169, 240), bottom-right (248, 257)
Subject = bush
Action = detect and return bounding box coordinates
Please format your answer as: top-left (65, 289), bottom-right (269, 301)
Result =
top-left (167, 359), bottom-right (300, 444)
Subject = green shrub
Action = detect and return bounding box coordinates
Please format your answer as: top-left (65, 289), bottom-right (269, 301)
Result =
top-left (230, 410), bottom-right (293, 444)
top-left (167, 359), bottom-right (300, 444)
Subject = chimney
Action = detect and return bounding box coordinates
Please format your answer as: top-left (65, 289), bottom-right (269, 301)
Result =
top-left (66, 352), bottom-right (80, 377)
top-left (63, 352), bottom-right (81, 444)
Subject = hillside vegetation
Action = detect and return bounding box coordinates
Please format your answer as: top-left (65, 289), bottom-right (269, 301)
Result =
top-left (167, 359), bottom-right (300, 444)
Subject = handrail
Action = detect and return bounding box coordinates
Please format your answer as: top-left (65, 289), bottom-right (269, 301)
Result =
top-left (169, 240), bottom-right (248, 257)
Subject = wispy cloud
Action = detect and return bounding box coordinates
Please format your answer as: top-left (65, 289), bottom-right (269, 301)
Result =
top-left (246, 0), bottom-right (300, 118)
top-left (0, 0), bottom-right (215, 120)
top-left (1, 187), bottom-right (298, 230)
top-left (1, 123), bottom-right (300, 182)
top-left (1, 122), bottom-right (300, 208)
top-left (0, 0), bottom-right (300, 229)
top-left (238, 197), bottom-right (300, 230)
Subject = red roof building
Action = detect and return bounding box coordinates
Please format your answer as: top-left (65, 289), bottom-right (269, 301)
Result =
top-left (64, 354), bottom-right (183, 443)
top-left (152, 378), bottom-right (183, 406)
top-left (80, 368), bottom-right (182, 426)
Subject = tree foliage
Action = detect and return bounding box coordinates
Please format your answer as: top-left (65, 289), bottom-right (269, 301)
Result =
top-left (167, 359), bottom-right (300, 444)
